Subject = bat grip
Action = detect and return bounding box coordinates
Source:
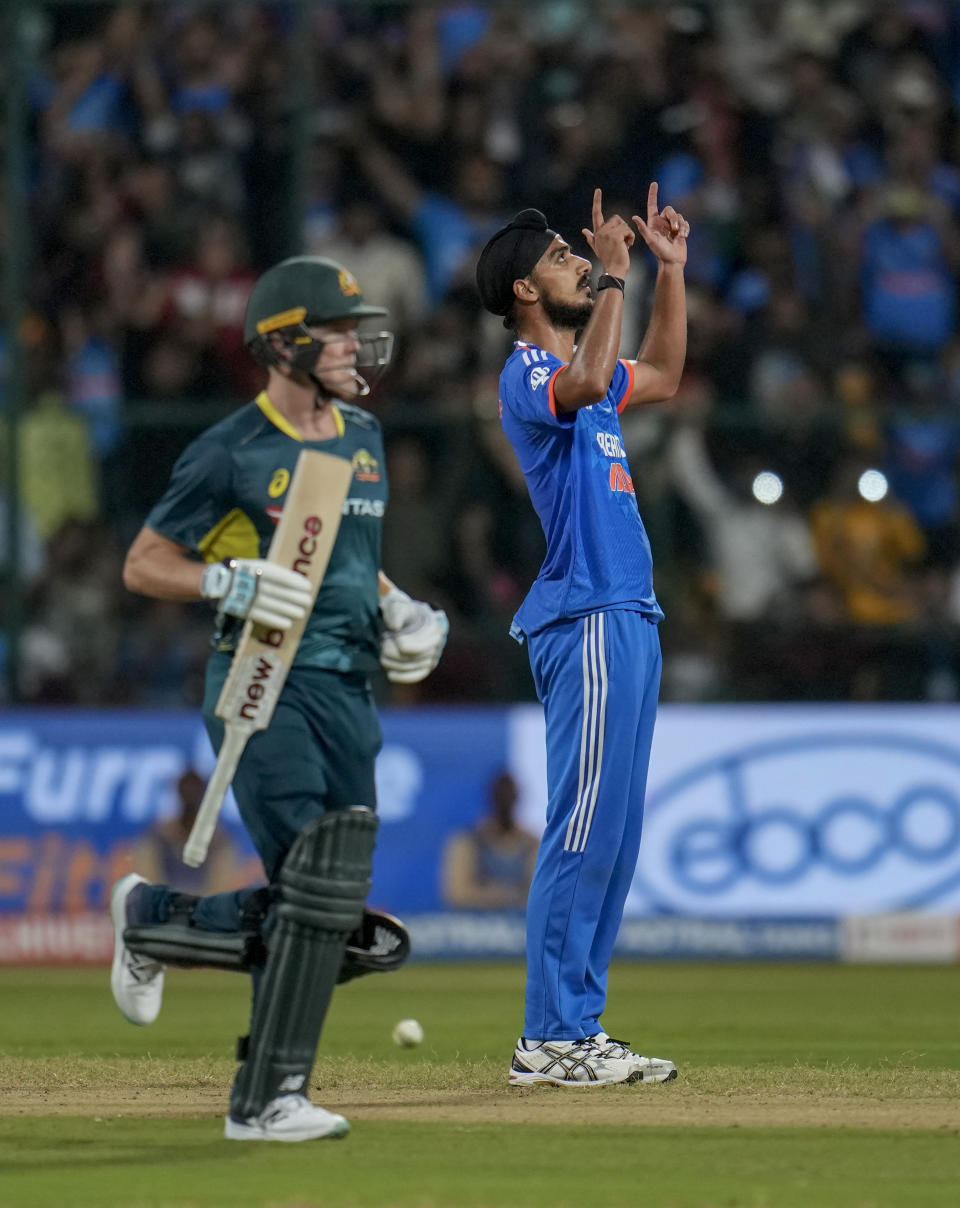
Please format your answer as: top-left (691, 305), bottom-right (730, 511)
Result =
top-left (182, 726), bottom-right (250, 868)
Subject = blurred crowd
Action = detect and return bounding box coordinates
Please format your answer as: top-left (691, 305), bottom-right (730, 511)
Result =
top-left (3, 0), bottom-right (960, 706)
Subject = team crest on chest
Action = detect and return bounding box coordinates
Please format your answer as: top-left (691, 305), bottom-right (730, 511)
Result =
top-left (352, 448), bottom-right (381, 482)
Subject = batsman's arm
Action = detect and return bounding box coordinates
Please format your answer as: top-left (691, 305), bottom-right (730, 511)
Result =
top-left (124, 526), bottom-right (206, 599)
top-left (123, 432), bottom-right (232, 597)
top-left (125, 527), bottom-right (313, 631)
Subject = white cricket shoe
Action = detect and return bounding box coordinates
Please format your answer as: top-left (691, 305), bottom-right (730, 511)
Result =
top-left (110, 873), bottom-right (165, 1026)
top-left (509, 1037), bottom-right (644, 1086)
top-left (225, 1094), bottom-right (350, 1142)
top-left (590, 1031), bottom-right (678, 1082)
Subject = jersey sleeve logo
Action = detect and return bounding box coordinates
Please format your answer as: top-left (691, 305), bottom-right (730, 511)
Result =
top-left (530, 366), bottom-right (552, 391)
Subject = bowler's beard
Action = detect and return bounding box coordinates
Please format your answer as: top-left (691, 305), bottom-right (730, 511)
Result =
top-left (540, 287), bottom-right (594, 332)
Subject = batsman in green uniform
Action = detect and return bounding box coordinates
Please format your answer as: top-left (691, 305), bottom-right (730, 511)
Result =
top-left (109, 256), bottom-right (448, 1142)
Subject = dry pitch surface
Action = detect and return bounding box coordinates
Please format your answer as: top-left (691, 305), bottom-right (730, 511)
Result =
top-left (4, 1056), bottom-right (960, 1132)
top-left (2, 962), bottom-right (959, 1130)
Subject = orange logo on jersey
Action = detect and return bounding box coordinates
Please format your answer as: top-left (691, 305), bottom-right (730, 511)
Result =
top-left (268, 467), bottom-right (290, 498)
top-left (338, 269), bottom-right (362, 297)
top-left (352, 448), bottom-right (381, 482)
top-left (609, 463), bottom-right (634, 494)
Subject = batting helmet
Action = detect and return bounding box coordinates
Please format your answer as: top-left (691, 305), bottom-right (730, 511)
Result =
top-left (244, 256), bottom-right (392, 393)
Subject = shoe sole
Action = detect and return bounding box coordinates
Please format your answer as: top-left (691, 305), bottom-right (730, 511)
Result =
top-left (639, 1065), bottom-right (678, 1083)
top-left (110, 873), bottom-right (161, 1026)
top-left (224, 1117), bottom-right (350, 1142)
top-left (509, 1068), bottom-right (646, 1087)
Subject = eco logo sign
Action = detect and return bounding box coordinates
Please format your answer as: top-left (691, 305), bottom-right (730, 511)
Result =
top-left (633, 721), bottom-right (960, 916)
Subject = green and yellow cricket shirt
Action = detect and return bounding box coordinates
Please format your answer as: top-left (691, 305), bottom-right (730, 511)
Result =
top-left (146, 391), bottom-right (388, 674)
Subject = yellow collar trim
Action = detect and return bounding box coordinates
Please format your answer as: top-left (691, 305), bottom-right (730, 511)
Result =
top-left (256, 391), bottom-right (302, 442)
top-left (255, 392), bottom-right (345, 441)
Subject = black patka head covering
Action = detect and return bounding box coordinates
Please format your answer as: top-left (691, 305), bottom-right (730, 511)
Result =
top-left (475, 209), bottom-right (559, 317)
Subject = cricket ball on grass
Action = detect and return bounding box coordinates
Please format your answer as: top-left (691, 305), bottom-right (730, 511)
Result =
top-left (392, 1018), bottom-right (424, 1047)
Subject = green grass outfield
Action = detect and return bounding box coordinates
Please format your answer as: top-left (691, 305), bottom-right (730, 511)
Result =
top-left (1, 961), bottom-right (959, 1208)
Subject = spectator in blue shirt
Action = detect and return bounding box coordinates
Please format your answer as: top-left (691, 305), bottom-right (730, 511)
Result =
top-left (860, 186), bottom-right (957, 356)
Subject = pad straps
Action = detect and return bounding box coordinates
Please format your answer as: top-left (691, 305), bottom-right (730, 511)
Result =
top-left (122, 923), bottom-right (266, 972)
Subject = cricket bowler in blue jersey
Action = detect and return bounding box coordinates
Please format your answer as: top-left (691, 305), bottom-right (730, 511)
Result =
top-left (477, 185), bottom-right (688, 1086)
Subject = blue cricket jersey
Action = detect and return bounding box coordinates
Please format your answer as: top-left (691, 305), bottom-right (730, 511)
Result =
top-left (498, 340), bottom-right (664, 640)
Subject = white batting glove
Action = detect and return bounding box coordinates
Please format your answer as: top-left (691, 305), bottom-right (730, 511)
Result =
top-left (379, 587), bottom-right (449, 684)
top-left (200, 559), bottom-right (313, 630)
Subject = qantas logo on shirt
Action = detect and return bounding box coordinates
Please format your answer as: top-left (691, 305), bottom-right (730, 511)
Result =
top-left (272, 498), bottom-right (384, 520)
top-left (530, 367), bottom-right (551, 391)
top-left (343, 497), bottom-right (385, 517)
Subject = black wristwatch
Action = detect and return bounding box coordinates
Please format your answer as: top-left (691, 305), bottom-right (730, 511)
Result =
top-left (596, 274), bottom-right (625, 293)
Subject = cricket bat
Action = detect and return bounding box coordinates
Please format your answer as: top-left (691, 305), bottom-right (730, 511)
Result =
top-left (183, 448), bottom-right (354, 867)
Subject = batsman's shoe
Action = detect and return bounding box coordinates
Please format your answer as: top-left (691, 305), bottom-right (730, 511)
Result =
top-left (509, 1037), bottom-right (644, 1086)
top-left (110, 873), bottom-right (165, 1026)
top-left (590, 1031), bottom-right (678, 1083)
top-left (224, 1094), bottom-right (349, 1142)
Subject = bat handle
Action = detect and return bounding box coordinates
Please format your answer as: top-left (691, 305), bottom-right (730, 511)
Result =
top-left (182, 725), bottom-right (250, 868)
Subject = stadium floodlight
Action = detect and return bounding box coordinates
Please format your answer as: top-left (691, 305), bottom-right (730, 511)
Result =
top-left (752, 471), bottom-right (783, 505)
top-left (858, 469), bottom-right (888, 502)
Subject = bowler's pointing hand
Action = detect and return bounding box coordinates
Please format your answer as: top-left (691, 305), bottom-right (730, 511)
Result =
top-left (581, 189), bottom-right (634, 278)
top-left (633, 182), bottom-right (688, 267)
